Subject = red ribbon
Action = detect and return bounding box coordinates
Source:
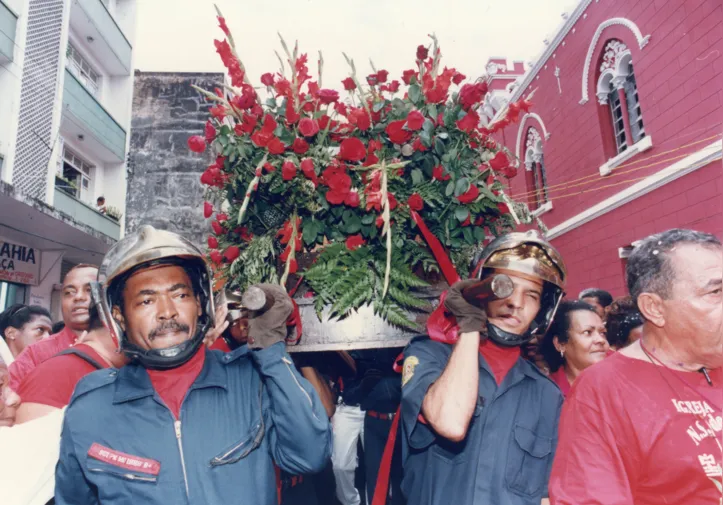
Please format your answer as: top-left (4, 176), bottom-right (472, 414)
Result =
top-left (410, 210), bottom-right (460, 286)
top-left (409, 210), bottom-right (461, 344)
top-left (371, 406), bottom-right (401, 505)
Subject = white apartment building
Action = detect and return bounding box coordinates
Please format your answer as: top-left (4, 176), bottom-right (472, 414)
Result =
top-left (0, 0), bottom-right (135, 316)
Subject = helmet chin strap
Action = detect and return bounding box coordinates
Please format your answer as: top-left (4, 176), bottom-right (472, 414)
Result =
top-left (486, 322), bottom-right (537, 348)
top-left (120, 317), bottom-right (212, 370)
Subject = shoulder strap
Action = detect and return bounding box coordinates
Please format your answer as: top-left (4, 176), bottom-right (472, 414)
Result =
top-left (55, 348), bottom-right (105, 370)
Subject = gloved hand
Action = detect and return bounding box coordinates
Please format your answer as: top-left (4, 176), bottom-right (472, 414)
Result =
top-left (444, 279), bottom-right (488, 334)
top-left (247, 283), bottom-right (293, 349)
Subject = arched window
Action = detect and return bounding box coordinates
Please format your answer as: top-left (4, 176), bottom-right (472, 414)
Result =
top-left (596, 40), bottom-right (646, 155)
top-left (524, 127), bottom-right (548, 210)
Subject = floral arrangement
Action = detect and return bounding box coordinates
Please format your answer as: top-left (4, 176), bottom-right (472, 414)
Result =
top-left (189, 7), bottom-right (533, 330)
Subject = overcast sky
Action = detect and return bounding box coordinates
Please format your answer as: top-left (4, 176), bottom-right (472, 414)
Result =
top-left (134, 0), bottom-right (575, 88)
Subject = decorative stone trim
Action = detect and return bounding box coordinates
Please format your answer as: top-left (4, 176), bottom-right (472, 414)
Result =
top-left (514, 113), bottom-right (550, 166)
top-left (599, 135), bottom-right (653, 176)
top-left (580, 18), bottom-right (651, 104)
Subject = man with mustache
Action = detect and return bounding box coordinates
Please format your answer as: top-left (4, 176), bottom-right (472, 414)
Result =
top-left (7, 264), bottom-right (98, 392)
top-left (400, 231), bottom-right (566, 505)
top-left (54, 225), bottom-right (331, 505)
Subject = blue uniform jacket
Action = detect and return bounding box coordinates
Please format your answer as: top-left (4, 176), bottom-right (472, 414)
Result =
top-left (400, 337), bottom-right (563, 505)
top-left (55, 343), bottom-right (332, 505)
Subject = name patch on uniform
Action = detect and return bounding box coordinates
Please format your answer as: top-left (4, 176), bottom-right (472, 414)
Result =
top-left (88, 443), bottom-right (161, 475)
top-left (402, 356), bottom-right (419, 387)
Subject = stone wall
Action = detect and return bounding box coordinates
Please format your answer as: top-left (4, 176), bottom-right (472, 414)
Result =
top-left (126, 71), bottom-right (224, 246)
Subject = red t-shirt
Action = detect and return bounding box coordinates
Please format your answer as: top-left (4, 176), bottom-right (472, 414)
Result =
top-left (480, 340), bottom-right (521, 385)
top-left (9, 326), bottom-right (79, 391)
top-left (548, 367), bottom-right (571, 397)
top-left (550, 352), bottom-right (723, 505)
top-left (17, 343), bottom-right (109, 408)
top-left (147, 348), bottom-right (206, 420)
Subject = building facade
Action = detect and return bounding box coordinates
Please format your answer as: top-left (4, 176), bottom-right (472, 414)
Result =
top-left (0, 0), bottom-right (135, 316)
top-left (486, 0), bottom-right (722, 297)
top-left (126, 71), bottom-right (221, 248)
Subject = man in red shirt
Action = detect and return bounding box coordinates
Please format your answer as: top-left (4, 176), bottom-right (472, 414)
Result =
top-left (550, 229), bottom-right (723, 505)
top-left (8, 264), bottom-right (98, 391)
top-left (14, 305), bottom-right (127, 424)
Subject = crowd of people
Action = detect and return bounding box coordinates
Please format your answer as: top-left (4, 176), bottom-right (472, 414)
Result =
top-left (0, 226), bottom-right (720, 505)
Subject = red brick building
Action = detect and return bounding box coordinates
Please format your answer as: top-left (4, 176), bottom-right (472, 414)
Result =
top-left (485, 0), bottom-right (722, 297)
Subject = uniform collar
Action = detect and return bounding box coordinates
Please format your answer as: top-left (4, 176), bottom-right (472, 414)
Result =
top-left (112, 349), bottom-right (230, 404)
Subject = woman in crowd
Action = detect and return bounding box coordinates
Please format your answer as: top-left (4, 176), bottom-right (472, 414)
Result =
top-left (539, 300), bottom-right (609, 396)
top-left (0, 305), bottom-right (53, 359)
top-left (604, 296), bottom-right (644, 350)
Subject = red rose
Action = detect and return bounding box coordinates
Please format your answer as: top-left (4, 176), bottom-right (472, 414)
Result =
top-left (368, 139), bottom-right (382, 153)
top-left (432, 165), bottom-right (449, 181)
top-left (318, 89), bottom-right (339, 104)
top-left (456, 110), bottom-right (479, 132)
top-left (406, 110), bottom-right (425, 131)
top-left (348, 108), bottom-right (371, 131)
top-left (376, 70), bottom-right (389, 83)
top-left (318, 115), bottom-right (333, 131)
top-left (251, 130), bottom-right (272, 148)
top-left (386, 80), bottom-right (400, 93)
top-left (489, 151), bottom-right (510, 172)
top-left (292, 138), bottom-right (309, 154)
top-left (344, 190), bottom-right (360, 207)
top-left (386, 120), bottom-right (412, 144)
top-left (260, 72), bottom-right (275, 86)
top-left (187, 135), bottom-right (206, 153)
top-left (461, 216), bottom-right (471, 227)
top-left (497, 202), bottom-right (510, 214)
top-left (224, 246), bottom-right (240, 262)
top-left (298, 118), bottom-right (320, 137)
top-left (208, 236), bottom-right (218, 249)
top-left (458, 82), bottom-right (488, 110)
top-left (210, 250), bottom-right (223, 265)
top-left (236, 113), bottom-right (258, 135)
top-left (300, 158), bottom-right (318, 186)
top-left (267, 137), bottom-right (286, 155)
top-left (366, 73), bottom-right (378, 86)
top-left (211, 220), bottom-right (224, 235)
top-left (346, 234), bottom-right (366, 251)
top-left (453, 72), bottom-right (466, 85)
top-left (282, 161), bottom-right (297, 181)
top-left (342, 77), bottom-right (356, 90)
top-left (402, 69), bottom-right (417, 85)
top-left (339, 138), bottom-right (366, 162)
top-left (375, 215), bottom-right (384, 228)
top-left (416, 45), bottom-right (429, 60)
top-left (204, 122), bottom-right (216, 143)
top-left (216, 213), bottom-right (228, 222)
top-left (263, 162), bottom-right (276, 173)
top-left (203, 202), bottom-right (213, 219)
top-left (457, 185), bottom-right (480, 204)
top-left (408, 193), bottom-right (424, 211)
top-left (412, 137), bottom-right (427, 152)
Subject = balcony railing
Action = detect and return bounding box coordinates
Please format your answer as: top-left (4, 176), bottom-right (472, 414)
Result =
top-left (54, 187), bottom-right (120, 240)
top-left (62, 68), bottom-right (127, 162)
top-left (0, 0), bottom-right (17, 63)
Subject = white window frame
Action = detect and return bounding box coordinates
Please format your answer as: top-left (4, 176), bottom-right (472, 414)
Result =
top-left (60, 147), bottom-right (95, 203)
top-left (66, 43), bottom-right (101, 96)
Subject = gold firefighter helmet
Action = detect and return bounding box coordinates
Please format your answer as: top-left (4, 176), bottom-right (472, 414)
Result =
top-left (472, 230), bottom-right (567, 346)
top-left (92, 225), bottom-right (215, 369)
